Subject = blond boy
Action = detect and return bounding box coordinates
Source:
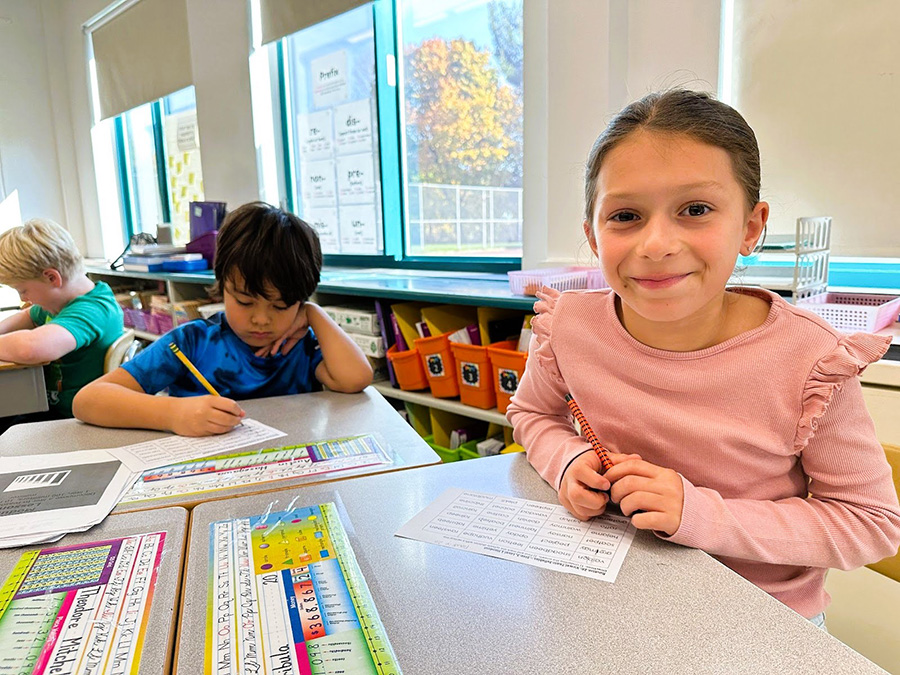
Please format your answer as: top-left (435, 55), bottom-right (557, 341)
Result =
top-left (0, 219), bottom-right (123, 425)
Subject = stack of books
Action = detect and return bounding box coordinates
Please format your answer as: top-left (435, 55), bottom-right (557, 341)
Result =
top-left (123, 244), bottom-right (208, 272)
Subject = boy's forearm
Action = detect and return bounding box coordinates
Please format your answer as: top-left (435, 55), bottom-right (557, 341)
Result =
top-left (0, 332), bottom-right (39, 363)
top-left (74, 383), bottom-right (177, 432)
top-left (307, 304), bottom-right (373, 391)
top-left (0, 309), bottom-right (34, 336)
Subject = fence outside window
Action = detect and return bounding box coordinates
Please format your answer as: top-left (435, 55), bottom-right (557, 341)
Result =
top-left (406, 182), bottom-right (522, 257)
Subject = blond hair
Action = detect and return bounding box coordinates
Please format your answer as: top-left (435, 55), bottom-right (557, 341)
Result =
top-left (0, 218), bottom-right (83, 285)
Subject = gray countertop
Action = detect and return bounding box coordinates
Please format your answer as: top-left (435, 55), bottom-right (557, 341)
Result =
top-left (0, 387), bottom-right (439, 513)
top-left (177, 453), bottom-right (885, 675)
top-left (0, 506), bottom-right (188, 675)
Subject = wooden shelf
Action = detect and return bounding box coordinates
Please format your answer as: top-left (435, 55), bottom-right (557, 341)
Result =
top-left (372, 381), bottom-right (511, 427)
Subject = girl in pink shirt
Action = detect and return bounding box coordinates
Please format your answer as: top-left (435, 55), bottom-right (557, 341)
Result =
top-left (506, 90), bottom-right (900, 624)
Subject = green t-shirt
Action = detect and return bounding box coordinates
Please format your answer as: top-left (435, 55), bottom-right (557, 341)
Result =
top-left (29, 281), bottom-right (124, 417)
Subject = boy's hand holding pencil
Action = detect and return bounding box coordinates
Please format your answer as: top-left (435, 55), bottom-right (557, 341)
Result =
top-left (168, 342), bottom-right (245, 436)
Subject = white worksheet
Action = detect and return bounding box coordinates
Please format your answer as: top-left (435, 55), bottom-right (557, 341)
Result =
top-left (396, 488), bottom-right (637, 582)
top-left (110, 418), bottom-right (286, 473)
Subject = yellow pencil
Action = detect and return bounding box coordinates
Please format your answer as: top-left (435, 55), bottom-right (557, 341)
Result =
top-left (168, 342), bottom-right (220, 396)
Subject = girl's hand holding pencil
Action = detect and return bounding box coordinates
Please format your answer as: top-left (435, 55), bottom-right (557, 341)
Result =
top-left (559, 451), bottom-right (641, 521)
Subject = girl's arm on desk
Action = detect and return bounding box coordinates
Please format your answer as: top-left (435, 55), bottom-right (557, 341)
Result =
top-left (72, 368), bottom-right (245, 437)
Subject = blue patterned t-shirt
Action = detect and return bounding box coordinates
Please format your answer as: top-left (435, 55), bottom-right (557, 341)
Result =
top-left (122, 312), bottom-right (323, 398)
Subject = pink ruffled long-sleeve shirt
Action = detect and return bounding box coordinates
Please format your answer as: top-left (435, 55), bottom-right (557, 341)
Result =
top-left (506, 287), bottom-right (900, 618)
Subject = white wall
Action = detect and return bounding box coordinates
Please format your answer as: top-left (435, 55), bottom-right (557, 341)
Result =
top-left (0, 1), bottom-right (68, 236)
top-left (730, 0), bottom-right (900, 257)
top-left (522, 0), bottom-right (721, 269)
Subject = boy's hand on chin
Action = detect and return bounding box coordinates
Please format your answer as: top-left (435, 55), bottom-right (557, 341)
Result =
top-left (172, 396), bottom-right (245, 436)
top-left (255, 305), bottom-right (309, 358)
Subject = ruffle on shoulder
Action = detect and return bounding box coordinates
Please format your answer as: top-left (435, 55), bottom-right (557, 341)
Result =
top-left (530, 288), bottom-right (566, 387)
top-left (795, 332), bottom-right (891, 451)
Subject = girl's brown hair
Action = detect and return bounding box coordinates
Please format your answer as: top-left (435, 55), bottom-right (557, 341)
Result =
top-left (584, 89), bottom-right (761, 220)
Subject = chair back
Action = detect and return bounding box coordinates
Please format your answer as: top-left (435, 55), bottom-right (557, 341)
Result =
top-left (867, 444), bottom-right (900, 582)
top-left (104, 329), bottom-right (136, 373)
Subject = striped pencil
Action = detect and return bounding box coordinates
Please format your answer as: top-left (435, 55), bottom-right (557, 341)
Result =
top-left (564, 393), bottom-right (613, 473)
top-left (169, 342), bottom-right (220, 396)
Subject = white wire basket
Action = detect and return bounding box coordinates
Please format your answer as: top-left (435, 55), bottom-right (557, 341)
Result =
top-left (797, 293), bottom-right (900, 332)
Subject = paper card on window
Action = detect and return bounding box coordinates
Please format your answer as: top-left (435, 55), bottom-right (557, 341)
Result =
top-left (339, 203), bottom-right (379, 255)
top-left (337, 153), bottom-right (376, 205)
top-left (300, 159), bottom-right (336, 207)
top-left (334, 99), bottom-right (373, 154)
top-left (304, 207), bottom-right (340, 254)
top-left (297, 110), bottom-right (334, 161)
top-left (311, 49), bottom-right (349, 108)
top-left (176, 114), bottom-right (199, 151)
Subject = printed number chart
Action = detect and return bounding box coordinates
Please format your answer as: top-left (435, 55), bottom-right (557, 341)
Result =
top-left (0, 531), bottom-right (165, 674)
top-left (122, 435), bottom-right (391, 504)
top-left (396, 489), bottom-right (637, 582)
top-left (207, 502), bottom-right (400, 675)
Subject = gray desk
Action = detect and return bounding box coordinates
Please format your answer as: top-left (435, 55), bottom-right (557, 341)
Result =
top-left (0, 387), bottom-right (439, 513)
top-left (0, 506), bottom-right (187, 675)
top-left (177, 453), bottom-right (885, 675)
top-left (0, 361), bottom-right (48, 416)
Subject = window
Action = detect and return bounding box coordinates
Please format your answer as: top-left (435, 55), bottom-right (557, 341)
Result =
top-left (400, 0), bottom-right (523, 258)
top-left (251, 0), bottom-right (524, 269)
top-left (91, 82), bottom-right (204, 252)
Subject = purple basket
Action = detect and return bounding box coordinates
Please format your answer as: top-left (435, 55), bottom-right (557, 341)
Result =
top-left (153, 313), bottom-right (174, 335)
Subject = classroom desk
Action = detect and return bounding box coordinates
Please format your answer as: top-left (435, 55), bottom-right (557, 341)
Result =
top-left (0, 360), bottom-right (48, 416)
top-left (0, 387), bottom-right (439, 513)
top-left (178, 453), bottom-right (885, 675)
top-left (0, 506), bottom-right (188, 675)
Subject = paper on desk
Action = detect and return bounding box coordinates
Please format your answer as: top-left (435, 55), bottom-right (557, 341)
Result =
top-left (109, 418), bottom-right (286, 472)
top-left (396, 488), bottom-right (637, 583)
top-left (0, 419), bottom-right (285, 549)
top-left (0, 449), bottom-right (139, 548)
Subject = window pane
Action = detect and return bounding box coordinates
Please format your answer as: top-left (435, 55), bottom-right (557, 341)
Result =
top-left (284, 6), bottom-right (384, 255)
top-left (122, 103), bottom-right (164, 237)
top-left (400, 0), bottom-right (523, 258)
top-left (161, 86), bottom-right (204, 245)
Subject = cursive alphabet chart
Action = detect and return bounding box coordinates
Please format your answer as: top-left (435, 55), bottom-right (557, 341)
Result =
top-left (396, 488), bottom-right (636, 582)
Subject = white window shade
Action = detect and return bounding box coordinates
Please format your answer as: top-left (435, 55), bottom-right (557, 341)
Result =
top-left (259, 0), bottom-right (369, 46)
top-left (90, 0), bottom-right (193, 121)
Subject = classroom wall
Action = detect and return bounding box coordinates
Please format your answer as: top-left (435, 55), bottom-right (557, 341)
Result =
top-left (522, 0), bottom-right (721, 269)
top-left (730, 0), bottom-right (900, 257)
top-left (0, 1), bottom-right (70, 240)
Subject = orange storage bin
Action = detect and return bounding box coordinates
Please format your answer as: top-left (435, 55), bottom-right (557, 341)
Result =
top-left (414, 333), bottom-right (459, 398)
top-left (450, 342), bottom-right (496, 409)
top-left (386, 344), bottom-right (429, 391)
top-left (487, 339), bottom-right (529, 413)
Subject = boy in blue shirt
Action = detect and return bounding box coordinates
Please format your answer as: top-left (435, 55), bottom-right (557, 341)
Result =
top-left (0, 218), bottom-right (123, 428)
top-left (73, 202), bottom-right (372, 436)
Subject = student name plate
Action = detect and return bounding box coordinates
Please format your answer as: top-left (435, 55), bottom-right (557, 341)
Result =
top-left (0, 532), bottom-right (165, 674)
top-left (207, 503), bottom-right (400, 675)
top-left (122, 435), bottom-right (392, 504)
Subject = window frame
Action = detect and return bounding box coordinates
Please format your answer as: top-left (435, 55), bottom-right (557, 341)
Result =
top-left (268, 0), bottom-right (523, 273)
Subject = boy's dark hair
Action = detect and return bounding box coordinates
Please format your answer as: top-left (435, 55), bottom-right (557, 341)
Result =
top-left (214, 202), bottom-right (321, 306)
top-left (584, 89), bottom-right (762, 220)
